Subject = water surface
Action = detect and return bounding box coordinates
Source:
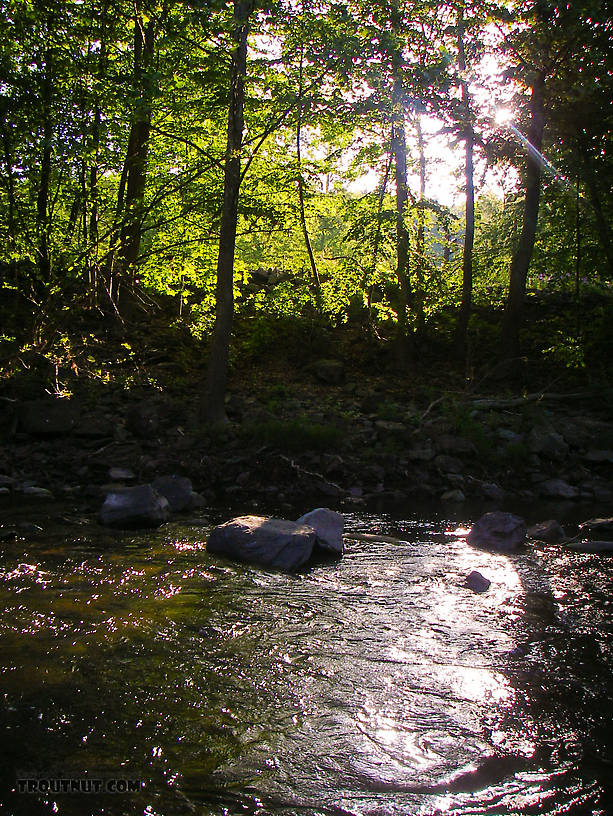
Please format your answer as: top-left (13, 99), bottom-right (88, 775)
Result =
top-left (1, 506), bottom-right (612, 815)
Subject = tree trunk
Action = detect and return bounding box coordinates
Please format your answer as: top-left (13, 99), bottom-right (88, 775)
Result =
top-left (200, 0), bottom-right (252, 425)
top-left (116, 2), bottom-right (156, 299)
top-left (296, 43), bottom-right (322, 311)
top-left (501, 71), bottom-right (546, 361)
top-left (578, 141), bottom-right (613, 279)
top-left (36, 50), bottom-right (53, 286)
top-left (454, 5), bottom-right (475, 361)
top-left (0, 113), bottom-right (17, 247)
top-left (414, 114), bottom-right (426, 335)
top-left (391, 74), bottom-right (413, 364)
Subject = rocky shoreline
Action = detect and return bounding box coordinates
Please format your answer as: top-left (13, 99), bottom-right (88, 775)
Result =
top-left (1, 379), bottom-right (612, 513)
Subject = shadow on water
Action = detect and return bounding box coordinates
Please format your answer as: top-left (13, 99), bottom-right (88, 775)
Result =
top-left (1, 500), bottom-right (613, 815)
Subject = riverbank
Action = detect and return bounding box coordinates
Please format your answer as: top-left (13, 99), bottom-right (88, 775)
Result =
top-left (1, 354), bottom-right (612, 523)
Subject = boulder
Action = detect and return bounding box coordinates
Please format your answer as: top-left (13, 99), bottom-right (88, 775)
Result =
top-left (152, 474), bottom-right (193, 512)
top-left (99, 484), bottom-right (169, 528)
top-left (527, 519), bottom-right (566, 543)
top-left (312, 359), bottom-right (345, 385)
top-left (296, 507), bottom-right (344, 554)
top-left (539, 479), bottom-right (579, 499)
top-left (467, 511), bottom-right (526, 552)
top-left (528, 428), bottom-right (569, 461)
top-left (466, 570), bottom-right (491, 593)
top-left (207, 516), bottom-right (316, 571)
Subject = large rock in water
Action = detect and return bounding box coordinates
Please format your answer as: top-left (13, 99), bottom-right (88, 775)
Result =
top-left (296, 507), bottom-right (344, 554)
top-left (467, 511), bottom-right (526, 552)
top-left (207, 516), bottom-right (316, 571)
top-left (100, 484), bottom-right (170, 528)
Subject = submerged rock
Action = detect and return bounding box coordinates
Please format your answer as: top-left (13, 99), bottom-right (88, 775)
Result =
top-left (467, 511), bottom-right (526, 552)
top-left (528, 519), bottom-right (566, 543)
top-left (100, 484), bottom-right (169, 528)
top-left (466, 570), bottom-right (491, 593)
top-left (296, 507), bottom-right (344, 554)
top-left (207, 515), bottom-right (316, 571)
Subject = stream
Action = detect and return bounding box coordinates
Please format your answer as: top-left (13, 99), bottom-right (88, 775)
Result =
top-left (1, 502), bottom-right (613, 815)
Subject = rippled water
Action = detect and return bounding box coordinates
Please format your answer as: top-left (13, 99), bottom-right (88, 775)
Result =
top-left (1, 505), bottom-right (613, 815)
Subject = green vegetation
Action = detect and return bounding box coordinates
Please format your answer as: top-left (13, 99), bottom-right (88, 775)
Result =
top-left (0, 0), bottom-right (611, 407)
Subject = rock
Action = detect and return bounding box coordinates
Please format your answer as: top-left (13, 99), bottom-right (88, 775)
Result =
top-left (528, 428), bottom-right (569, 461)
top-left (539, 479), bottom-right (579, 499)
top-left (21, 486), bottom-right (54, 498)
top-left (407, 443), bottom-right (435, 462)
top-left (152, 474), bottom-right (193, 512)
top-left (187, 491), bottom-right (207, 509)
top-left (466, 570), bottom-right (491, 593)
top-left (467, 511), bottom-right (526, 552)
top-left (312, 359), bottom-right (345, 385)
top-left (527, 519), bottom-right (566, 543)
top-left (566, 540), bottom-right (613, 553)
top-left (434, 454), bottom-right (463, 473)
top-left (0, 475), bottom-right (16, 487)
top-left (436, 435), bottom-right (477, 455)
top-left (126, 403), bottom-right (159, 438)
top-left (109, 467), bottom-right (136, 481)
top-left (584, 449), bottom-right (613, 463)
top-left (207, 516), bottom-right (316, 571)
top-left (99, 484), bottom-right (170, 528)
top-left (479, 482), bottom-right (506, 501)
top-left (441, 489), bottom-right (466, 502)
top-left (296, 507), bottom-right (344, 554)
top-left (0, 487), bottom-right (9, 495)
top-left (578, 517), bottom-right (613, 540)
top-left (375, 420), bottom-right (408, 437)
top-left (20, 398), bottom-right (80, 436)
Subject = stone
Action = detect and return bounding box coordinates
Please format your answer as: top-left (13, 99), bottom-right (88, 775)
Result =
top-left (296, 507), bottom-right (344, 554)
top-left (99, 484), bottom-right (169, 528)
top-left (20, 398), bottom-right (80, 436)
top-left (467, 511), bottom-right (526, 552)
top-left (22, 486), bottom-right (54, 498)
top-left (466, 570), bottom-right (491, 593)
top-left (434, 454), bottom-right (463, 474)
top-left (441, 489), bottom-right (466, 502)
top-left (312, 359), bottom-right (345, 385)
top-left (567, 540), bottom-right (613, 553)
top-left (207, 516), bottom-right (316, 571)
top-left (152, 474), bottom-right (193, 512)
top-left (109, 467), bottom-right (136, 481)
top-left (479, 482), bottom-right (505, 501)
top-left (527, 428), bottom-right (569, 461)
top-left (126, 403), bottom-right (159, 438)
top-left (407, 443), bottom-right (435, 462)
top-left (539, 479), bottom-right (579, 499)
top-left (584, 450), bottom-right (613, 463)
top-left (436, 435), bottom-right (477, 455)
top-left (527, 519), bottom-right (566, 543)
top-left (578, 517), bottom-right (613, 540)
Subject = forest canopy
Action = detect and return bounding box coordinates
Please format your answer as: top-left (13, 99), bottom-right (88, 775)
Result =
top-left (0, 0), bottom-right (612, 413)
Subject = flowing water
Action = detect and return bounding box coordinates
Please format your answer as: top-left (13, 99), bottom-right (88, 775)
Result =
top-left (1, 504), bottom-right (613, 816)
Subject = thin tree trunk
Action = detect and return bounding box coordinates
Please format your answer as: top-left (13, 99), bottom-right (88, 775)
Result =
top-left (578, 142), bottom-right (613, 278)
top-left (116, 2), bottom-right (156, 296)
top-left (501, 70), bottom-right (546, 361)
top-left (391, 75), bottom-right (413, 365)
top-left (200, 0), bottom-right (252, 424)
top-left (365, 143), bottom-right (392, 323)
top-left (296, 42), bottom-right (322, 311)
top-left (0, 114), bottom-right (17, 247)
top-left (414, 114), bottom-right (426, 335)
top-left (36, 50), bottom-right (53, 286)
top-left (454, 5), bottom-right (475, 360)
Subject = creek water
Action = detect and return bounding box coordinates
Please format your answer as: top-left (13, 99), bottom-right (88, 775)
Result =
top-left (1, 503), bottom-right (612, 816)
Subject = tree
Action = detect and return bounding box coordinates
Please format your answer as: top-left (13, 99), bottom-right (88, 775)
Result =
top-left (200, 0), bottom-right (253, 424)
